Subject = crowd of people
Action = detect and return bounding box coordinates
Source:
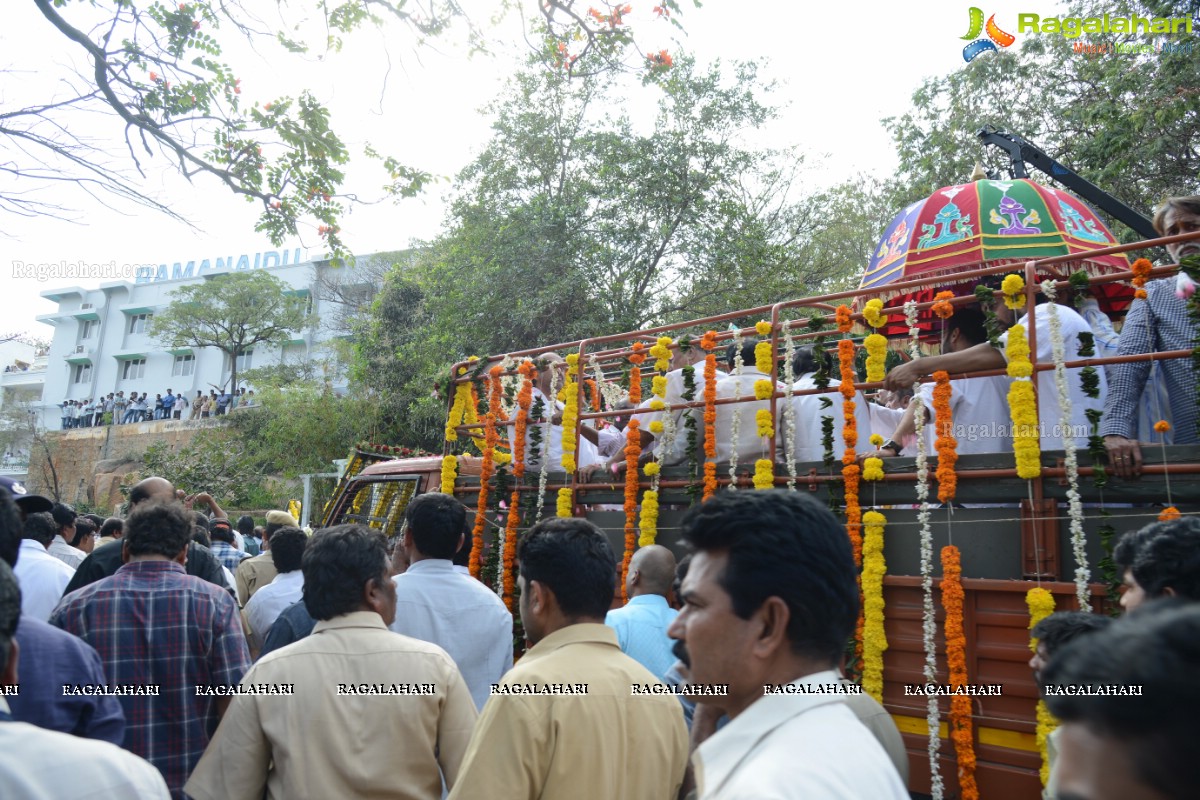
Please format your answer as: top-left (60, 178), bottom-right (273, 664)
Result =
top-left (59, 388), bottom-right (257, 429)
top-left (0, 466), bottom-right (1195, 800)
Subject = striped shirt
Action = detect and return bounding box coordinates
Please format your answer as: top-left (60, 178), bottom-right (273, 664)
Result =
top-left (50, 560), bottom-right (249, 798)
top-left (1100, 278), bottom-right (1198, 443)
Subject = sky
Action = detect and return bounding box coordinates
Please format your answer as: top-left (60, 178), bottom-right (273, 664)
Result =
top-left (0, 0), bottom-right (1071, 343)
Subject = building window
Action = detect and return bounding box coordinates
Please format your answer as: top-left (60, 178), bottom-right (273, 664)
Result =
top-left (127, 313), bottom-right (151, 334)
top-left (225, 349), bottom-right (253, 373)
top-left (71, 363), bottom-right (92, 384)
top-left (121, 358), bottom-right (146, 381)
top-left (79, 319), bottom-right (97, 341)
top-left (172, 354), bottom-right (195, 377)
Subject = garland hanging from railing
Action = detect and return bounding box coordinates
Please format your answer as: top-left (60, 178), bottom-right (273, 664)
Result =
top-left (1026, 587), bottom-right (1057, 788)
top-left (1006, 321), bottom-right (1042, 479)
top-left (782, 321), bottom-right (799, 491)
top-left (499, 361), bottom-right (534, 610)
top-left (861, 509), bottom-right (888, 703)
top-left (621, 418), bottom-right (642, 600)
top-left (700, 331), bottom-right (719, 500)
top-left (941, 545), bottom-right (978, 800)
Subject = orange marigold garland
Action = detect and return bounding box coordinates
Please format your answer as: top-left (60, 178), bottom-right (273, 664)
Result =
top-left (931, 290), bottom-right (955, 320)
top-left (701, 331), bottom-right (720, 500)
top-left (621, 418), bottom-right (643, 599)
top-left (1130, 257), bottom-right (1153, 300)
top-left (838, 338), bottom-right (863, 566)
top-left (628, 342), bottom-right (645, 406)
top-left (835, 304), bottom-right (853, 333)
top-left (942, 545), bottom-right (978, 800)
top-left (470, 410), bottom-right (498, 578)
top-left (499, 361), bottom-right (535, 610)
top-left (932, 371), bottom-right (958, 503)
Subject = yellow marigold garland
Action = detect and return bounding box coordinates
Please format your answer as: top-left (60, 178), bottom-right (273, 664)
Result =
top-left (1002, 273), bottom-right (1026, 309)
top-left (440, 455), bottom-right (458, 494)
top-left (753, 458), bottom-right (774, 490)
top-left (556, 487), bottom-right (573, 518)
top-left (933, 371), bottom-right (958, 503)
top-left (638, 490), bottom-right (660, 546)
top-left (941, 544), bottom-right (978, 800)
top-left (1006, 324), bottom-right (1042, 479)
top-left (445, 380), bottom-right (472, 441)
top-left (863, 457), bottom-right (885, 482)
top-left (865, 333), bottom-right (888, 383)
top-left (650, 336), bottom-right (673, 373)
top-left (754, 379), bottom-right (774, 400)
top-left (862, 510), bottom-right (889, 703)
top-left (1027, 587), bottom-right (1057, 787)
top-left (560, 355), bottom-right (580, 473)
top-left (754, 336), bottom-right (774, 373)
top-left (863, 298), bottom-right (886, 329)
top-left (755, 408), bottom-right (774, 438)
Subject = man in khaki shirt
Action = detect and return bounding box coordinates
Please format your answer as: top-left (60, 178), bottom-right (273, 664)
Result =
top-left (448, 518), bottom-right (688, 799)
top-left (234, 510), bottom-right (294, 605)
top-left (185, 524), bottom-right (478, 800)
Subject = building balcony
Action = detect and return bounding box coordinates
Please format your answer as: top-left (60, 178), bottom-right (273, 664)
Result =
top-left (64, 345), bottom-right (96, 364)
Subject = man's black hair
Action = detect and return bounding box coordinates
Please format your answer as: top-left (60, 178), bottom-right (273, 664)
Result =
top-left (99, 517), bottom-right (123, 539)
top-left (83, 513), bottom-right (105, 528)
top-left (302, 524), bottom-right (389, 621)
top-left (1113, 525), bottom-right (1155, 573)
top-left (1127, 517), bottom-right (1200, 601)
top-left (124, 502), bottom-right (193, 559)
top-left (678, 490), bottom-right (858, 663)
top-left (0, 489), bottom-right (22, 569)
top-left (1043, 600), bottom-right (1200, 799)
top-left (208, 519), bottom-right (235, 545)
top-left (271, 528), bottom-right (308, 573)
top-left (404, 492), bottom-right (466, 560)
top-left (191, 525), bottom-right (212, 548)
top-left (792, 345), bottom-right (832, 377)
top-left (673, 552), bottom-right (692, 603)
top-left (23, 512), bottom-right (57, 548)
top-left (50, 502), bottom-right (76, 529)
top-left (70, 518), bottom-right (96, 548)
top-left (1031, 611), bottom-right (1112, 658)
top-left (945, 307), bottom-right (988, 347)
top-left (193, 511), bottom-right (210, 527)
top-left (265, 522), bottom-right (286, 540)
top-left (725, 338), bottom-right (763, 372)
top-left (518, 517), bottom-right (616, 620)
top-left (0, 560), bottom-right (20, 678)
top-left (127, 483), bottom-right (155, 506)
top-left (236, 515), bottom-right (255, 537)
top-left (452, 529), bottom-right (472, 568)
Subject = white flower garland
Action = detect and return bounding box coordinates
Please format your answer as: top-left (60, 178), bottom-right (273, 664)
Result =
top-left (1041, 281), bottom-right (1092, 611)
top-left (589, 354), bottom-right (626, 412)
top-left (782, 322), bottom-right (799, 491)
top-left (533, 363), bottom-right (563, 524)
top-left (728, 329), bottom-right (744, 488)
top-left (907, 300), bottom-right (943, 800)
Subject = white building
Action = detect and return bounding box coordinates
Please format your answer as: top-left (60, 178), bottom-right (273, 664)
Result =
top-left (27, 246), bottom-right (395, 430)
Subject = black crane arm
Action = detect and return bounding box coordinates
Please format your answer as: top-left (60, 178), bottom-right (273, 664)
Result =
top-left (977, 126), bottom-right (1158, 240)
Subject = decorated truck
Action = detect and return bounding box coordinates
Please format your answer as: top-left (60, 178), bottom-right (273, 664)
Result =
top-left (322, 179), bottom-right (1200, 799)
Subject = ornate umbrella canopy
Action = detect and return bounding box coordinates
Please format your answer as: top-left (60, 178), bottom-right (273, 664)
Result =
top-left (860, 178), bottom-right (1131, 293)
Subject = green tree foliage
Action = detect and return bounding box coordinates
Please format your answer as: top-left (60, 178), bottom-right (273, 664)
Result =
top-left (352, 56), bottom-right (861, 448)
top-left (884, 0), bottom-right (1199, 238)
top-left (141, 431), bottom-right (261, 506)
top-left (225, 384), bottom-right (380, 477)
top-left (15, 1), bottom-right (694, 247)
top-left (149, 270), bottom-right (313, 396)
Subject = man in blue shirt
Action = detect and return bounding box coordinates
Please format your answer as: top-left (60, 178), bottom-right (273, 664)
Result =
top-left (605, 543), bottom-right (678, 677)
top-left (161, 390), bottom-right (176, 421)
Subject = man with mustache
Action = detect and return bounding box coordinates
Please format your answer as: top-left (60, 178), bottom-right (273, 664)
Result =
top-left (1101, 196), bottom-right (1200, 478)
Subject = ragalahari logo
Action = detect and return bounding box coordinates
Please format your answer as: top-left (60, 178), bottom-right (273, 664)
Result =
top-left (961, 8), bottom-right (1016, 61)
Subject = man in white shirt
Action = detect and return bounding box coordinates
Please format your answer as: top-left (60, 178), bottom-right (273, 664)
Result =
top-left (47, 503), bottom-right (86, 569)
top-left (243, 528), bottom-right (308, 653)
top-left (713, 339), bottom-right (785, 465)
top-left (624, 344), bottom-right (728, 469)
top-left (669, 491), bottom-right (908, 799)
top-left (512, 353), bottom-right (600, 473)
top-left (875, 307), bottom-right (1012, 458)
top-left (0, 559), bottom-right (171, 800)
top-left (790, 345), bottom-right (873, 464)
top-left (887, 294), bottom-right (1106, 450)
top-left (14, 512), bottom-right (75, 621)
top-left (389, 493), bottom-right (512, 710)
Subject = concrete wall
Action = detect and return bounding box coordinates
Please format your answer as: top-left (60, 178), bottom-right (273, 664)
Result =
top-left (26, 418), bottom-right (226, 513)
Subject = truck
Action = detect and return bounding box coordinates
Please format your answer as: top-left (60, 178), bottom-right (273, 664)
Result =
top-left (321, 231), bottom-right (1198, 799)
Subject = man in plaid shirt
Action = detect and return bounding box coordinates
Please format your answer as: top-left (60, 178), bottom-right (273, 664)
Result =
top-left (1103, 195), bottom-right (1200, 478)
top-left (50, 500), bottom-right (250, 799)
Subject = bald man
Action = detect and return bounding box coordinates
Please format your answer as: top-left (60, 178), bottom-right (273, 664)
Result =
top-left (604, 544), bottom-right (678, 676)
top-left (61, 477), bottom-right (233, 597)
